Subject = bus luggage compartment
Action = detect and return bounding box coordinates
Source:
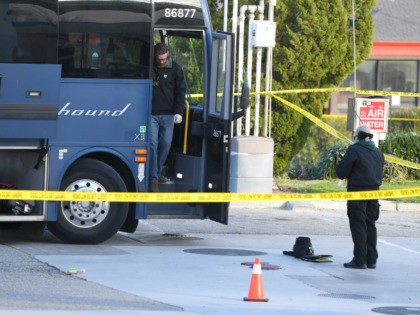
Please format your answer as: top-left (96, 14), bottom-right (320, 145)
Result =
top-left (0, 64), bottom-right (60, 139)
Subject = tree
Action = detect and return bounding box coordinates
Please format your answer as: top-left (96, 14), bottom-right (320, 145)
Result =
top-left (271, 0), bottom-right (376, 175)
top-left (209, 0), bottom-right (376, 175)
top-left (208, 0), bottom-right (224, 31)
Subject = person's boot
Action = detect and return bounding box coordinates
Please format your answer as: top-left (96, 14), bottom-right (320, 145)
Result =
top-left (343, 259), bottom-right (367, 269)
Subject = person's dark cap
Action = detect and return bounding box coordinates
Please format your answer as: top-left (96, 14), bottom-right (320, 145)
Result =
top-left (355, 124), bottom-right (373, 140)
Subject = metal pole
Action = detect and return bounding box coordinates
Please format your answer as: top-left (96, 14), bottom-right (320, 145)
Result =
top-left (245, 8), bottom-right (255, 136)
top-left (352, 0), bottom-right (357, 97)
top-left (232, 0), bottom-right (239, 136)
top-left (223, 0), bottom-right (228, 31)
top-left (253, 2), bottom-right (264, 136)
top-left (264, 0), bottom-right (275, 137)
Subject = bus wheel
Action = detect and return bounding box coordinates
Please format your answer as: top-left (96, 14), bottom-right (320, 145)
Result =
top-left (47, 159), bottom-right (129, 244)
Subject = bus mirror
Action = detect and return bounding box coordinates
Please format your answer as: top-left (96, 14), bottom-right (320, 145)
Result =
top-left (232, 82), bottom-right (250, 120)
top-left (240, 81), bottom-right (250, 110)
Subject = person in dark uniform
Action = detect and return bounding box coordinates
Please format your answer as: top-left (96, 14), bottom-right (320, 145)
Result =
top-left (336, 124), bottom-right (385, 269)
top-left (149, 42), bottom-right (186, 192)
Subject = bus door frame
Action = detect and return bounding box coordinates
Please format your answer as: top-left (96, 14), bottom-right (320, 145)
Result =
top-left (201, 31), bottom-right (234, 224)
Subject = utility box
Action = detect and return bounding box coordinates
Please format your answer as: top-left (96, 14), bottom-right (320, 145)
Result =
top-left (347, 97), bottom-right (390, 141)
top-left (251, 21), bottom-right (276, 48)
top-left (229, 136), bottom-right (274, 193)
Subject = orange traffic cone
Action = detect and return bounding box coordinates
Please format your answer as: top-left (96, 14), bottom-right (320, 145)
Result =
top-left (243, 257), bottom-right (269, 302)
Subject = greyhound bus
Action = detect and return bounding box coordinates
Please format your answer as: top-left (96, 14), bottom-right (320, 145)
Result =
top-left (0, 0), bottom-right (247, 243)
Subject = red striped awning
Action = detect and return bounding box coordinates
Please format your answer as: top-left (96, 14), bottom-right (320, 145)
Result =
top-left (371, 41), bottom-right (420, 57)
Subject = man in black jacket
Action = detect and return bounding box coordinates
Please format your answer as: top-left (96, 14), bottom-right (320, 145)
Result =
top-left (336, 124), bottom-right (385, 269)
top-left (149, 43), bottom-right (186, 192)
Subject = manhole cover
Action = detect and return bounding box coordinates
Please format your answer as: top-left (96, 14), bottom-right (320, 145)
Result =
top-left (372, 307), bottom-right (420, 315)
top-left (183, 248), bottom-right (267, 256)
top-left (241, 261), bottom-right (282, 270)
top-left (319, 293), bottom-right (375, 300)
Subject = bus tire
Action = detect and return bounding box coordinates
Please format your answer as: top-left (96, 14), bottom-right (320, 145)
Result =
top-left (47, 158), bottom-right (129, 244)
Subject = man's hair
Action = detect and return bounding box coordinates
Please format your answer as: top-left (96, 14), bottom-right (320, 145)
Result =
top-left (154, 43), bottom-right (168, 55)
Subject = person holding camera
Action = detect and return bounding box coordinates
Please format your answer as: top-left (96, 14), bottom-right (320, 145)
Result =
top-left (336, 124), bottom-right (385, 269)
top-left (149, 43), bottom-right (186, 192)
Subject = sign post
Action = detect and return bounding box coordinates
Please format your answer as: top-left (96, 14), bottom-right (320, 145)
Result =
top-left (347, 97), bottom-right (390, 146)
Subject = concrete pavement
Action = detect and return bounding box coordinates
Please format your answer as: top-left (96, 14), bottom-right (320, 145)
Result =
top-left (0, 201), bottom-right (419, 315)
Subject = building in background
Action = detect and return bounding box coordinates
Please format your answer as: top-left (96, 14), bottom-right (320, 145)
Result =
top-left (328, 0), bottom-right (420, 114)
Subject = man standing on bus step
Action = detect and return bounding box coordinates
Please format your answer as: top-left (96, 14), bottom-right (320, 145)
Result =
top-left (149, 42), bottom-right (186, 192)
top-left (336, 125), bottom-right (384, 269)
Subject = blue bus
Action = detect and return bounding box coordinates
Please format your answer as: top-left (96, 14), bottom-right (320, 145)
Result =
top-left (0, 0), bottom-right (247, 243)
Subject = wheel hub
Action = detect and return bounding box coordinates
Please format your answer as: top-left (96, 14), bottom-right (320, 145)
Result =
top-left (61, 179), bottom-right (109, 228)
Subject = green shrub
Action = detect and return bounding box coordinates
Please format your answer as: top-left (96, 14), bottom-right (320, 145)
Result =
top-left (379, 132), bottom-right (420, 181)
top-left (303, 132), bottom-right (420, 181)
top-left (389, 107), bottom-right (420, 133)
top-left (289, 110), bottom-right (420, 181)
top-left (311, 142), bottom-right (349, 180)
top-left (288, 117), bottom-right (350, 179)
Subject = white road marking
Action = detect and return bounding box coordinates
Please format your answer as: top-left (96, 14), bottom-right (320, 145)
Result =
top-left (378, 239), bottom-right (420, 254)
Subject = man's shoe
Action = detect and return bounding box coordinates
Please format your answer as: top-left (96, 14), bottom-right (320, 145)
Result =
top-left (367, 263), bottom-right (376, 269)
top-left (158, 175), bottom-right (169, 184)
top-left (344, 260), bottom-right (367, 269)
top-left (149, 183), bottom-right (159, 192)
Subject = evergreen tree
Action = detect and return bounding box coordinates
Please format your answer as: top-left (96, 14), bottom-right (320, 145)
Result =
top-left (208, 0), bottom-right (224, 31)
top-left (272, 0), bottom-right (376, 175)
top-left (209, 0), bottom-right (376, 175)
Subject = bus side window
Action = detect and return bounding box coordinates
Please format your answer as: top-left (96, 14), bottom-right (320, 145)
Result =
top-left (4, 0), bottom-right (58, 64)
top-left (12, 37), bottom-right (32, 63)
top-left (58, 36), bottom-right (75, 73)
top-left (0, 2), bottom-right (17, 63)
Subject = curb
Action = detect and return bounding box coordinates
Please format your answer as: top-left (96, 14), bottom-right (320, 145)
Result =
top-left (230, 200), bottom-right (419, 211)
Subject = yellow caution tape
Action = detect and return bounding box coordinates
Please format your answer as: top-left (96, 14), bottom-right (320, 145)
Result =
top-left (383, 155), bottom-right (420, 170)
top-left (322, 115), bottom-right (420, 122)
top-left (200, 85), bottom-right (420, 98)
top-left (270, 87), bottom-right (353, 95)
top-left (0, 188), bottom-right (419, 202)
top-left (273, 95), bottom-right (352, 143)
top-left (354, 89), bottom-right (420, 98)
top-left (194, 88), bottom-right (420, 121)
top-left (268, 87), bottom-right (420, 98)
top-left (192, 88), bottom-right (419, 168)
top-left (322, 115), bottom-right (347, 119)
top-left (0, 86), bottom-right (417, 204)
top-left (0, 88), bottom-right (413, 205)
top-left (272, 95), bottom-right (420, 170)
top-left (389, 117), bottom-right (420, 122)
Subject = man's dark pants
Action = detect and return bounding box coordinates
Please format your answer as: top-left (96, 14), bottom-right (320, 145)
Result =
top-left (347, 199), bottom-right (380, 265)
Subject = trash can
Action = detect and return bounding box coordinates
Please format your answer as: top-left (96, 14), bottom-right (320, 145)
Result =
top-left (229, 136), bottom-right (274, 193)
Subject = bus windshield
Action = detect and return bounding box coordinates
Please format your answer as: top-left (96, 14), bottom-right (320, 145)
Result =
top-left (0, 0), bottom-right (151, 79)
top-left (59, 0), bottom-right (151, 78)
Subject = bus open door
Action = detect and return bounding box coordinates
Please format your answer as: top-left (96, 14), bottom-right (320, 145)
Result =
top-left (201, 32), bottom-right (235, 224)
top-left (147, 31), bottom-right (241, 224)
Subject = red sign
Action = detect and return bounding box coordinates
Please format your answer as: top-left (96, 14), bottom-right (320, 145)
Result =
top-left (357, 99), bottom-right (388, 132)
